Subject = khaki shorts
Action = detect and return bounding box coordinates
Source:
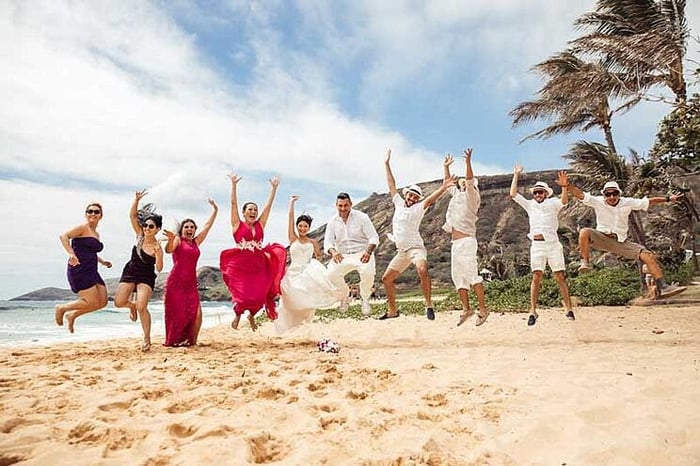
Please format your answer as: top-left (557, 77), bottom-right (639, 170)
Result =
top-left (386, 246), bottom-right (427, 273)
top-left (585, 228), bottom-right (646, 260)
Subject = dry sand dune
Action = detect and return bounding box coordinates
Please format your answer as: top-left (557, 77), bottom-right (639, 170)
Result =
top-left (1, 301), bottom-right (699, 465)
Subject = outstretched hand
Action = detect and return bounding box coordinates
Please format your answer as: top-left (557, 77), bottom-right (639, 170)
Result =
top-left (513, 164), bottom-right (523, 175)
top-left (443, 154), bottom-right (454, 167)
top-left (463, 148), bottom-right (473, 160)
top-left (207, 198), bottom-right (218, 210)
top-left (384, 148), bottom-right (392, 164)
top-left (135, 189), bottom-right (148, 201)
top-left (290, 194), bottom-right (299, 203)
top-left (269, 176), bottom-right (280, 188)
top-left (227, 172), bottom-right (242, 184)
top-left (556, 171), bottom-right (568, 187)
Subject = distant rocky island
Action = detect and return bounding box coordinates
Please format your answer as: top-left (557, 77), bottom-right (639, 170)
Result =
top-left (13, 169), bottom-right (698, 301)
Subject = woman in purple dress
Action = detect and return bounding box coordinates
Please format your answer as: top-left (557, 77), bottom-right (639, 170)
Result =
top-left (162, 198), bottom-right (218, 346)
top-left (55, 202), bottom-right (113, 333)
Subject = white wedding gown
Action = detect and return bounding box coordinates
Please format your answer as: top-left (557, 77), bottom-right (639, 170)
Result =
top-left (275, 241), bottom-right (348, 334)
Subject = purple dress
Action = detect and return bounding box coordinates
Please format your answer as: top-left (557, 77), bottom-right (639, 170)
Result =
top-left (66, 237), bottom-right (106, 293)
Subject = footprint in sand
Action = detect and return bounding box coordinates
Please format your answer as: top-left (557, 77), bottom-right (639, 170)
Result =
top-left (246, 432), bottom-right (289, 464)
top-left (97, 400), bottom-right (134, 412)
top-left (168, 423), bottom-right (199, 438)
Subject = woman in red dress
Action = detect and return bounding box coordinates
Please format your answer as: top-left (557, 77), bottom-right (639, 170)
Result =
top-left (163, 198), bottom-right (218, 346)
top-left (219, 173), bottom-right (286, 331)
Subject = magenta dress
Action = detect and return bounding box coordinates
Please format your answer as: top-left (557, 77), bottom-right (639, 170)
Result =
top-left (219, 221), bottom-right (286, 320)
top-left (164, 238), bottom-right (200, 346)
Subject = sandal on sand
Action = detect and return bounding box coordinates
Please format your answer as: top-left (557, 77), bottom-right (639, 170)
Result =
top-left (378, 312), bottom-right (399, 320)
top-left (457, 310), bottom-right (475, 327)
top-left (527, 314), bottom-right (538, 326)
top-left (565, 310), bottom-right (575, 321)
top-left (475, 310), bottom-right (490, 327)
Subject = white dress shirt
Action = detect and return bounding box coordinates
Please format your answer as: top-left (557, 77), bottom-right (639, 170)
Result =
top-left (582, 193), bottom-right (649, 242)
top-left (442, 180), bottom-right (480, 236)
top-left (513, 194), bottom-right (563, 242)
top-left (324, 209), bottom-right (379, 254)
top-left (389, 193), bottom-right (425, 251)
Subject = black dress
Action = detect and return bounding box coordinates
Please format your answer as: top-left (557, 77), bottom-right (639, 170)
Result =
top-left (119, 245), bottom-right (156, 289)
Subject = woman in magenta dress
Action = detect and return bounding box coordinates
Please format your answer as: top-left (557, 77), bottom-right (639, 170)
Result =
top-left (219, 173), bottom-right (286, 331)
top-left (162, 199), bottom-right (218, 346)
top-left (55, 202), bottom-right (113, 333)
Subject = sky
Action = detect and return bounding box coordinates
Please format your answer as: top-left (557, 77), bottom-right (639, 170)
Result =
top-left (1, 0), bottom-right (698, 300)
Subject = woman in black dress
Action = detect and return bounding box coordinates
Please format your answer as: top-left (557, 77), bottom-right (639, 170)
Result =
top-left (114, 190), bottom-right (164, 351)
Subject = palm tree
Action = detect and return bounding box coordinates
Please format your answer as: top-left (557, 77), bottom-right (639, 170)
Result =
top-left (509, 51), bottom-right (645, 153)
top-left (571, 0), bottom-right (689, 104)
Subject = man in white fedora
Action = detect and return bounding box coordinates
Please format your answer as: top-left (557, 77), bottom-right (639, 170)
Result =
top-left (567, 180), bottom-right (686, 299)
top-left (510, 165), bottom-right (576, 326)
top-left (379, 148), bottom-right (456, 320)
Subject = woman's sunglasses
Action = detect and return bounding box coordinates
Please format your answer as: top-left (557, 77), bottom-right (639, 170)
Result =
top-left (85, 209), bottom-right (102, 215)
top-left (143, 223), bottom-right (158, 230)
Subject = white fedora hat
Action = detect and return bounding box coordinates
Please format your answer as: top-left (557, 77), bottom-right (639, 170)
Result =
top-left (528, 181), bottom-right (553, 197)
top-left (601, 181), bottom-right (622, 195)
top-left (402, 184), bottom-right (424, 199)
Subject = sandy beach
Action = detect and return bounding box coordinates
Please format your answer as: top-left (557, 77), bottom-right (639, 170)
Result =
top-left (1, 302), bottom-right (699, 465)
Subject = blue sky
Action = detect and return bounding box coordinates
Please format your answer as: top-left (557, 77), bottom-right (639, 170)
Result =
top-left (1, 0), bottom-right (698, 300)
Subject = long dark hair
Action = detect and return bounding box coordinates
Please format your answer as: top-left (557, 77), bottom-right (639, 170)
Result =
top-left (136, 203), bottom-right (162, 259)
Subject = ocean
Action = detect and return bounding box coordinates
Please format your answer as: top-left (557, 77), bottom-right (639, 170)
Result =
top-left (0, 300), bottom-right (234, 348)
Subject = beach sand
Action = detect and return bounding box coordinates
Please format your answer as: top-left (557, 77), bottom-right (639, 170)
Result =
top-left (1, 302), bottom-right (699, 465)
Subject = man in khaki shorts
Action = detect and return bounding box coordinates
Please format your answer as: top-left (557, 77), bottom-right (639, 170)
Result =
top-left (567, 181), bottom-right (686, 299)
top-left (379, 149), bottom-right (456, 320)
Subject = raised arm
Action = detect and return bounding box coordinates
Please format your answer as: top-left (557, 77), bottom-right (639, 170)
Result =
top-left (287, 195), bottom-right (299, 244)
top-left (443, 154), bottom-right (454, 179)
top-left (163, 229), bottom-right (179, 254)
top-left (194, 198), bottom-right (219, 246)
top-left (463, 148), bottom-right (474, 180)
top-left (423, 174), bottom-right (457, 209)
top-left (129, 190), bottom-right (148, 235)
top-left (557, 171), bottom-right (569, 205)
top-left (384, 149), bottom-right (398, 197)
top-left (510, 164), bottom-right (523, 198)
top-left (564, 181), bottom-right (585, 201)
top-left (227, 172), bottom-right (242, 231)
top-left (258, 176), bottom-right (280, 228)
top-left (648, 193), bottom-right (684, 207)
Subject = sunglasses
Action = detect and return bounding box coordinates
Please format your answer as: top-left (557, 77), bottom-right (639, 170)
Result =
top-left (143, 223), bottom-right (158, 230)
top-left (532, 190), bottom-right (547, 195)
top-left (85, 209), bottom-right (102, 215)
top-left (604, 191), bottom-right (620, 198)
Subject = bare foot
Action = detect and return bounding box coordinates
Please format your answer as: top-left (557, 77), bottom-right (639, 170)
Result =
top-left (129, 303), bottom-right (138, 322)
top-left (231, 314), bottom-right (241, 330)
top-left (248, 314), bottom-right (258, 332)
top-left (65, 312), bottom-right (76, 333)
top-left (55, 305), bottom-right (65, 326)
top-left (141, 340), bottom-right (151, 352)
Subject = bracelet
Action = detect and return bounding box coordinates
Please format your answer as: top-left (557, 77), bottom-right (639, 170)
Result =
top-left (665, 195), bottom-right (671, 202)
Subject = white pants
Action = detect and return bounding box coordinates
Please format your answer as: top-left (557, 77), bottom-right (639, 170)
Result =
top-left (451, 237), bottom-right (483, 289)
top-left (326, 253), bottom-right (376, 301)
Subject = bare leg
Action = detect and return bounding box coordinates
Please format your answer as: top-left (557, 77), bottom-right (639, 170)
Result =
top-left (530, 271), bottom-right (543, 316)
top-left (473, 283), bottom-right (489, 326)
top-left (248, 312), bottom-right (258, 331)
top-left (231, 313), bottom-right (241, 330)
top-left (192, 305), bottom-right (203, 345)
top-left (553, 271), bottom-right (572, 310)
top-left (416, 260), bottom-right (432, 308)
top-left (60, 285), bottom-right (108, 333)
top-left (381, 268), bottom-right (401, 317)
top-left (456, 288), bottom-right (474, 326)
top-left (135, 284), bottom-right (152, 351)
top-left (578, 228), bottom-right (592, 263)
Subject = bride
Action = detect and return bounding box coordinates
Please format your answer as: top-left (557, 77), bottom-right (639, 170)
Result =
top-left (275, 195), bottom-right (348, 334)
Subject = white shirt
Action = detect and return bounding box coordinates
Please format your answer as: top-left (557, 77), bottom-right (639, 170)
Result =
top-left (389, 193), bottom-right (425, 251)
top-left (324, 209), bottom-right (379, 254)
top-left (582, 193), bottom-right (649, 242)
top-left (442, 180), bottom-right (480, 236)
top-left (513, 193), bottom-right (563, 242)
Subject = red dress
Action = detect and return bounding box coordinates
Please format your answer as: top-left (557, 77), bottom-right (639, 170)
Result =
top-left (164, 238), bottom-right (200, 346)
top-left (219, 221), bottom-right (286, 319)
